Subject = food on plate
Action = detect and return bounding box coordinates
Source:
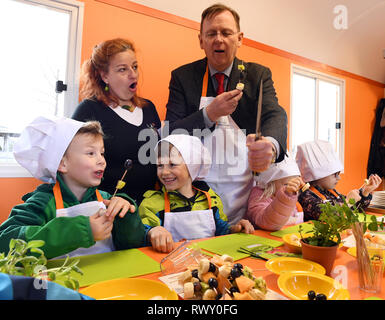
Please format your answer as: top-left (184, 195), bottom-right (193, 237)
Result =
top-left (307, 290), bottom-right (327, 300)
top-left (364, 233), bottom-right (385, 246)
top-left (315, 293), bottom-right (327, 300)
top-left (180, 254), bottom-right (267, 300)
top-left (370, 254), bottom-right (383, 268)
top-left (289, 234), bottom-right (302, 247)
top-left (183, 282), bottom-right (194, 299)
top-left (307, 290), bottom-right (316, 300)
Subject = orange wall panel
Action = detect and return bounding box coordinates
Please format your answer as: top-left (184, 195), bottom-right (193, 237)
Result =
top-left (340, 79), bottom-right (384, 193)
top-left (0, 178), bottom-right (41, 223)
top-left (80, 0), bottom-right (204, 120)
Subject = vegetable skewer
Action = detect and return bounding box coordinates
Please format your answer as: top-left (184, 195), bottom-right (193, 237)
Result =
top-left (112, 159), bottom-right (133, 197)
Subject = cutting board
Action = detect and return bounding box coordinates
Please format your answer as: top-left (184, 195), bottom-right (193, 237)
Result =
top-left (196, 233), bottom-right (283, 260)
top-left (47, 248), bottom-right (160, 287)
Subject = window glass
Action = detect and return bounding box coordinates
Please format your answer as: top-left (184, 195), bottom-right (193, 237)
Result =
top-left (291, 66), bottom-right (344, 161)
top-left (291, 73), bottom-right (316, 153)
top-left (0, 0), bottom-right (82, 176)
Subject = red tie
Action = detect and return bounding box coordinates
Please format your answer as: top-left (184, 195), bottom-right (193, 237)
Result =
top-left (214, 73), bottom-right (225, 95)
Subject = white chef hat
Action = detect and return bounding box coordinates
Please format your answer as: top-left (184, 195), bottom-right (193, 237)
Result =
top-left (295, 140), bottom-right (343, 182)
top-left (155, 134), bottom-right (212, 181)
top-left (256, 153), bottom-right (300, 188)
top-left (13, 115), bottom-right (86, 183)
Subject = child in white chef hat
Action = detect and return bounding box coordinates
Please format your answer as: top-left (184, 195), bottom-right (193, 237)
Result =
top-left (246, 154), bottom-right (305, 231)
top-left (296, 140), bottom-right (381, 221)
top-left (0, 116), bottom-right (146, 259)
top-left (139, 134), bottom-right (254, 253)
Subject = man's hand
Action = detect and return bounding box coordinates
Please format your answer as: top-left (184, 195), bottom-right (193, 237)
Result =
top-left (246, 135), bottom-right (276, 173)
top-left (206, 89), bottom-right (243, 122)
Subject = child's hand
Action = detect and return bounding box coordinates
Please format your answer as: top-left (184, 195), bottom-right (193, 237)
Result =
top-left (285, 177), bottom-right (305, 195)
top-left (103, 197), bottom-right (136, 220)
top-left (346, 189), bottom-right (361, 203)
top-left (148, 226), bottom-right (174, 253)
top-left (230, 219), bottom-right (254, 234)
top-left (89, 209), bottom-right (113, 241)
top-left (362, 174), bottom-right (382, 196)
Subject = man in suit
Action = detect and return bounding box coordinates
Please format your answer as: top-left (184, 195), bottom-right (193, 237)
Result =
top-left (164, 3), bottom-right (288, 225)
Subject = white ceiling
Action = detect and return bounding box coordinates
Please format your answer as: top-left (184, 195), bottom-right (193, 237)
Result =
top-left (131, 0), bottom-right (385, 84)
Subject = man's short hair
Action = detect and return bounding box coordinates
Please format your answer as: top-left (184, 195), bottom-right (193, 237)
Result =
top-left (200, 3), bottom-right (241, 32)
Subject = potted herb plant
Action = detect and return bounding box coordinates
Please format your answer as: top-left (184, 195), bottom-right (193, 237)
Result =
top-left (0, 238), bottom-right (83, 290)
top-left (298, 198), bottom-right (383, 275)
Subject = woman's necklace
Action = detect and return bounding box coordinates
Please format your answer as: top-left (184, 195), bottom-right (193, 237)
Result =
top-left (121, 104), bottom-right (135, 112)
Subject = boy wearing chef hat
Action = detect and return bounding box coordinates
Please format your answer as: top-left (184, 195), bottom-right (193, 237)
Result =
top-left (296, 140), bottom-right (381, 221)
top-left (246, 154), bottom-right (305, 231)
top-left (0, 116), bottom-right (146, 259)
top-left (139, 134), bottom-right (254, 253)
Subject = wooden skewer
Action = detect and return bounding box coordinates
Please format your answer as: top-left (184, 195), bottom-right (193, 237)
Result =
top-left (359, 179), bottom-right (370, 190)
top-left (112, 169), bottom-right (128, 198)
top-left (352, 222), bottom-right (377, 290)
top-left (112, 159), bottom-right (133, 198)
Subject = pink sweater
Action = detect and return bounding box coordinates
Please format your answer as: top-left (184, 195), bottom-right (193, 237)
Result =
top-left (246, 186), bottom-right (302, 231)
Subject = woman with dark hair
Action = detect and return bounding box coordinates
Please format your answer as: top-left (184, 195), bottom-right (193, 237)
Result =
top-left (72, 38), bottom-right (161, 204)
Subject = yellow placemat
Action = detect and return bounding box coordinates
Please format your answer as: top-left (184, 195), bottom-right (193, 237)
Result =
top-left (47, 249), bottom-right (160, 287)
top-left (270, 222), bottom-right (314, 238)
top-left (196, 233), bottom-right (283, 261)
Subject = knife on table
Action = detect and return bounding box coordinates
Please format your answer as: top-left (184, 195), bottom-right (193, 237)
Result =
top-left (253, 81), bottom-right (263, 176)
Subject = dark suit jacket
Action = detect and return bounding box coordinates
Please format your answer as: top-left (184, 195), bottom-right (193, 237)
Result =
top-left (165, 57), bottom-right (287, 162)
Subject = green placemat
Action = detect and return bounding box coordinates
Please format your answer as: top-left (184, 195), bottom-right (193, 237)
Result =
top-left (47, 249), bottom-right (160, 287)
top-left (270, 222), bottom-right (314, 238)
top-left (196, 233), bottom-right (283, 261)
top-left (359, 213), bottom-right (385, 223)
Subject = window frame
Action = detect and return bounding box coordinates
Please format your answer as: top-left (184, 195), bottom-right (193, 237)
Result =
top-left (290, 64), bottom-right (346, 166)
top-left (0, 0), bottom-right (84, 178)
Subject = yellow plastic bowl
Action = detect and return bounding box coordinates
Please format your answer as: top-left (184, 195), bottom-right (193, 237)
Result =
top-left (79, 278), bottom-right (178, 300)
top-left (283, 233), bottom-right (342, 253)
top-left (282, 233), bottom-right (311, 253)
top-left (265, 257), bottom-right (326, 275)
top-left (278, 271), bottom-right (350, 300)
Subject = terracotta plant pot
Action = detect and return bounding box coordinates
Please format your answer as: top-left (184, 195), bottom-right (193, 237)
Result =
top-left (300, 239), bottom-right (338, 275)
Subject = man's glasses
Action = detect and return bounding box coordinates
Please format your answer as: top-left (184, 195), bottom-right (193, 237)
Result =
top-left (203, 30), bottom-right (238, 40)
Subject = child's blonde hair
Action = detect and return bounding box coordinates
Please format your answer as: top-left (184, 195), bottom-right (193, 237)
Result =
top-left (260, 181), bottom-right (276, 199)
top-left (63, 121), bottom-right (104, 157)
top-left (76, 121), bottom-right (104, 137)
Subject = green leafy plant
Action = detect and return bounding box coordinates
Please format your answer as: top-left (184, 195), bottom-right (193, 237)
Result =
top-left (0, 238), bottom-right (83, 290)
top-left (299, 198), bottom-right (384, 247)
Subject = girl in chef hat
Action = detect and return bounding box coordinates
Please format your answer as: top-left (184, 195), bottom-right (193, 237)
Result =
top-left (0, 116), bottom-right (146, 259)
top-left (139, 134), bottom-right (254, 253)
top-left (296, 140), bottom-right (381, 221)
top-left (246, 154), bottom-right (306, 231)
